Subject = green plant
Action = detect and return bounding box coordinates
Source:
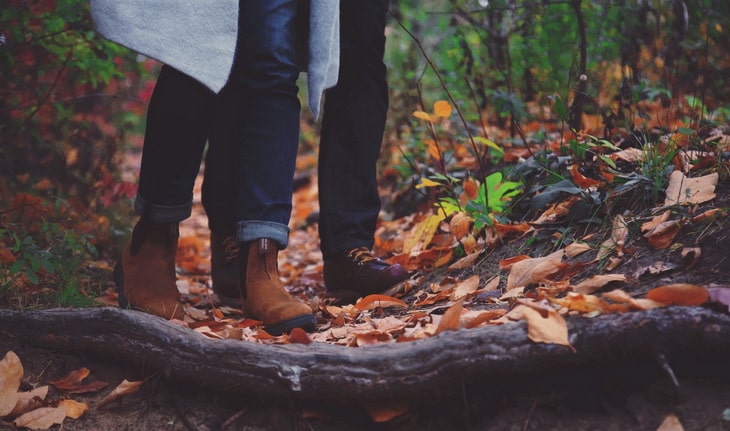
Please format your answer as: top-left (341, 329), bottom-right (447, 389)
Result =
top-left (0, 195), bottom-right (107, 309)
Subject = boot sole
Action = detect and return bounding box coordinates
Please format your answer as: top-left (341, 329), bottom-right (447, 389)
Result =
top-left (326, 282), bottom-right (405, 305)
top-left (265, 314), bottom-right (317, 336)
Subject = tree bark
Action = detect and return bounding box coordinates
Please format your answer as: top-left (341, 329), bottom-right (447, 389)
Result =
top-left (1, 306), bottom-right (728, 400)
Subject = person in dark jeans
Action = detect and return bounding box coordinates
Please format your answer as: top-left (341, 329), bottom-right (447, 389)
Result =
top-left (115, 1), bottom-right (318, 335)
top-left (204, 0), bottom-right (409, 305)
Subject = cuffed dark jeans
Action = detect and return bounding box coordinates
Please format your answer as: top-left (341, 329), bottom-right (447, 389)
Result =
top-left (203, 0), bottom-right (390, 257)
top-left (136, 0), bottom-right (302, 249)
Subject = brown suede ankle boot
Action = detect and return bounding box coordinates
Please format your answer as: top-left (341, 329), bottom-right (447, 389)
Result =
top-left (113, 217), bottom-right (185, 320)
top-left (241, 238), bottom-right (316, 335)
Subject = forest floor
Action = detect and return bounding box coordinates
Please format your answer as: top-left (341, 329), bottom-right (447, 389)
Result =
top-left (3, 119), bottom-right (730, 430)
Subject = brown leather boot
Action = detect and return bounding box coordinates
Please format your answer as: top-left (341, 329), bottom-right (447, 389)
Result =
top-left (210, 231), bottom-right (242, 305)
top-left (113, 217), bottom-right (185, 320)
top-left (241, 238), bottom-right (316, 335)
top-left (324, 247), bottom-right (410, 303)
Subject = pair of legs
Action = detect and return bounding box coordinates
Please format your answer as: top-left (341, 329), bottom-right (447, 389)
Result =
top-left (117, 0), bottom-right (314, 334)
top-left (116, 0), bottom-right (407, 333)
top-left (204, 0), bottom-right (408, 304)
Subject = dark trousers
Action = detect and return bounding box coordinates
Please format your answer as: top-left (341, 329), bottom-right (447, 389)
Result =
top-left (203, 0), bottom-right (390, 256)
top-left (137, 0), bottom-right (301, 248)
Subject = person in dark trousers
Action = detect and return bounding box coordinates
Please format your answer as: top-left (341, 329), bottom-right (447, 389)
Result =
top-left (205, 0), bottom-right (409, 306)
top-left (98, 0), bottom-right (339, 335)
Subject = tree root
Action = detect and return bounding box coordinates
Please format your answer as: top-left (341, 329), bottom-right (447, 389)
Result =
top-left (1, 306), bottom-right (728, 400)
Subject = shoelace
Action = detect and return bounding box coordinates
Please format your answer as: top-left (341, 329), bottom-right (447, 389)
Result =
top-left (222, 236), bottom-right (239, 263)
top-left (348, 247), bottom-right (378, 264)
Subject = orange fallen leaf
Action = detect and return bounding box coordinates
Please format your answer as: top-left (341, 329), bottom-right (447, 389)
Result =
top-left (287, 328), bottom-right (312, 345)
top-left (646, 284), bottom-right (709, 306)
top-left (435, 299), bottom-right (465, 334)
top-left (353, 295), bottom-right (407, 312)
top-left (60, 399), bottom-right (88, 419)
top-left (363, 401), bottom-right (409, 423)
top-left (464, 309), bottom-right (508, 328)
top-left (509, 305), bottom-right (574, 350)
top-left (498, 254), bottom-right (531, 271)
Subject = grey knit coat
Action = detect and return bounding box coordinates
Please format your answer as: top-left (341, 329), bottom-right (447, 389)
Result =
top-left (90, 0), bottom-right (339, 118)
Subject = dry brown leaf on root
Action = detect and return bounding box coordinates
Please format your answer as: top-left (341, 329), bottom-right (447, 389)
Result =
top-left (601, 289), bottom-right (667, 310)
top-left (435, 299), bottom-right (465, 334)
top-left (646, 284), bottom-right (709, 306)
top-left (505, 249), bottom-right (565, 291)
top-left (97, 379), bottom-right (145, 410)
top-left (508, 305), bottom-right (574, 351)
top-left (572, 274), bottom-right (627, 295)
top-left (0, 351), bottom-right (23, 417)
top-left (9, 386), bottom-right (49, 417)
top-left (664, 170), bottom-right (718, 206)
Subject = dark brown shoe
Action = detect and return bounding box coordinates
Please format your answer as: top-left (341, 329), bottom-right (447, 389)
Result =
top-left (210, 231), bottom-right (242, 305)
top-left (323, 247), bottom-right (410, 303)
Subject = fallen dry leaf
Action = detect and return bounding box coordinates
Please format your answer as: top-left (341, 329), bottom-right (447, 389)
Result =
top-left (451, 275), bottom-right (480, 300)
top-left (646, 284), bottom-right (709, 306)
top-left (352, 294), bottom-right (407, 313)
top-left (664, 170), bottom-right (718, 206)
top-left (656, 413), bottom-right (684, 431)
top-left (564, 242), bottom-right (593, 257)
top-left (435, 299), bottom-right (465, 334)
top-left (10, 386), bottom-right (49, 417)
top-left (13, 406), bottom-right (66, 430)
top-left (97, 379), bottom-right (145, 409)
top-left (509, 305), bottom-right (574, 350)
top-left (641, 211), bottom-right (671, 233)
top-left (506, 249), bottom-right (565, 290)
top-left (572, 274), bottom-right (627, 295)
top-left (644, 220), bottom-right (683, 249)
top-left (449, 212), bottom-right (473, 240)
top-left (0, 350), bottom-right (23, 417)
top-left (287, 328), bottom-right (312, 345)
top-left (60, 399), bottom-right (88, 419)
top-left (448, 251), bottom-right (481, 270)
top-left (363, 400), bottom-right (409, 423)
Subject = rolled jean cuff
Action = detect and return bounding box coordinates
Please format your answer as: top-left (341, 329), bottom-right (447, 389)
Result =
top-left (134, 194), bottom-right (192, 223)
top-left (236, 220), bottom-right (290, 249)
